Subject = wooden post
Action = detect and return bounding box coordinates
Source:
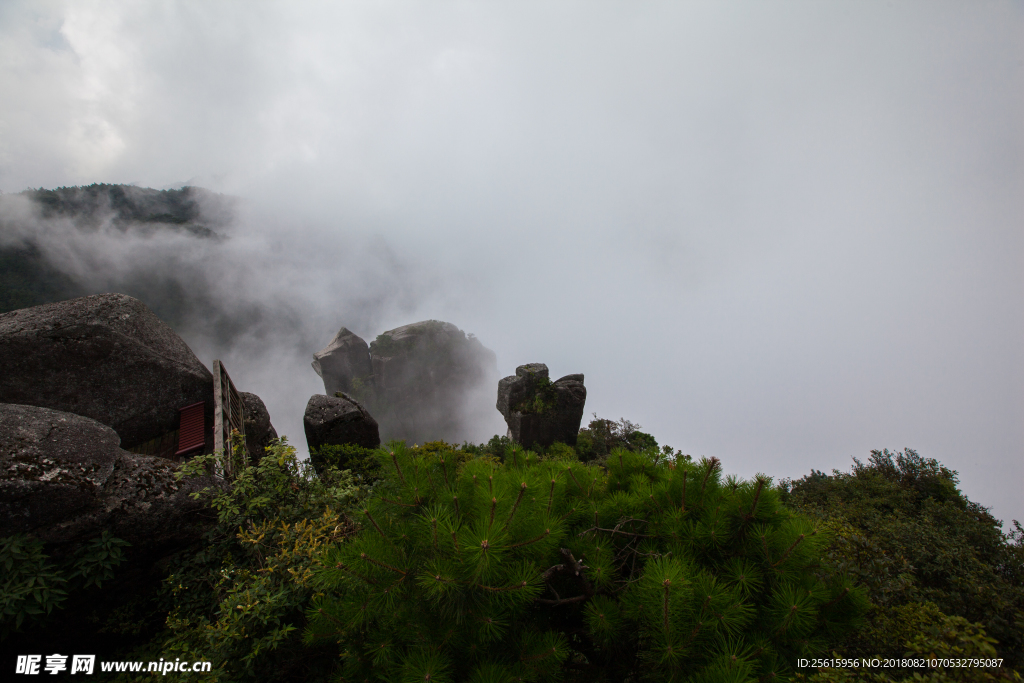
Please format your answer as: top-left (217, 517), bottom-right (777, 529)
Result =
top-left (213, 359), bottom-right (247, 479)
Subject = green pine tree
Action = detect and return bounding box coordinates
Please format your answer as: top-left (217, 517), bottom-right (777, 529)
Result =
top-left (305, 443), bottom-right (867, 683)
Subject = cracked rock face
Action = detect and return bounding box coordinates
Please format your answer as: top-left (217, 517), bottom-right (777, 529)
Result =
top-left (311, 327), bottom-right (373, 396)
top-left (496, 364), bottom-right (587, 448)
top-left (240, 391), bottom-right (278, 465)
top-left (0, 293), bottom-right (214, 449)
top-left (0, 403), bottom-right (222, 549)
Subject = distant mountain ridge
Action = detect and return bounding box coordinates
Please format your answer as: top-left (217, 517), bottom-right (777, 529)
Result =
top-left (0, 183), bottom-right (230, 316)
top-left (21, 183), bottom-right (227, 236)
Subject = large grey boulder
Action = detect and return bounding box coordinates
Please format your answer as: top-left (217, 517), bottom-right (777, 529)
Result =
top-left (0, 293), bottom-right (214, 450)
top-left (311, 320), bottom-right (498, 444)
top-left (303, 393), bottom-right (380, 454)
top-left (0, 403), bottom-right (222, 549)
top-left (311, 327), bottom-right (373, 396)
top-left (240, 392), bottom-right (278, 464)
top-left (372, 320), bottom-right (497, 443)
top-left (496, 364), bottom-right (587, 447)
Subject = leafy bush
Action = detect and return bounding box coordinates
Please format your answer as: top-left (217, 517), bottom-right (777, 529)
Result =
top-left (576, 415), bottom-right (683, 464)
top-left (782, 449), bottom-right (1024, 671)
top-left (122, 437), bottom-right (365, 682)
top-left (461, 434), bottom-right (513, 459)
top-left (304, 443), bottom-right (866, 682)
top-left (309, 442), bottom-right (381, 481)
top-left (0, 531), bottom-right (130, 638)
top-left (798, 602), bottom-right (1013, 683)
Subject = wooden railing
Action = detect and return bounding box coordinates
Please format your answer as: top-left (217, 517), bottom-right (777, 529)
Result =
top-left (213, 359), bottom-right (246, 480)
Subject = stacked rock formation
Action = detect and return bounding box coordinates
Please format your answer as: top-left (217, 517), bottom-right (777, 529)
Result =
top-left (311, 320), bottom-right (497, 444)
top-left (312, 327), bottom-right (374, 396)
top-left (496, 363), bottom-right (587, 447)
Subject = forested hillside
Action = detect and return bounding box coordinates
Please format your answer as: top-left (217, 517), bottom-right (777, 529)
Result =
top-left (0, 184), bottom-right (226, 318)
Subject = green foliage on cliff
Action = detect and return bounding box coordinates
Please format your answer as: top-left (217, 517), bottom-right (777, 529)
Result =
top-left (576, 415), bottom-right (680, 465)
top-left (781, 449), bottom-right (1024, 673)
top-left (119, 438), bottom-right (365, 682)
top-left (303, 442), bottom-right (866, 682)
top-left (7, 414), bottom-right (1016, 683)
top-left (513, 375), bottom-right (559, 414)
top-left (0, 184), bottom-right (221, 315)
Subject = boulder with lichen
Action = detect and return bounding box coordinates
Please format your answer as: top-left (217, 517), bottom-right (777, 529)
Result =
top-left (496, 363), bottom-right (587, 447)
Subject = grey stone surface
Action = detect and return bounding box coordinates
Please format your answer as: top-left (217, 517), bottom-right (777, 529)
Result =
top-left (0, 403), bottom-right (222, 549)
top-left (311, 320), bottom-right (498, 444)
top-left (0, 293), bottom-right (214, 449)
top-left (311, 327), bottom-right (372, 396)
top-left (496, 364), bottom-right (587, 447)
top-left (303, 393), bottom-right (380, 453)
top-left (239, 392), bottom-right (278, 465)
top-left (368, 320), bottom-right (498, 443)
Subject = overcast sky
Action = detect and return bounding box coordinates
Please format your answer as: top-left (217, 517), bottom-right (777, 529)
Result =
top-left (1, 1), bottom-right (1021, 525)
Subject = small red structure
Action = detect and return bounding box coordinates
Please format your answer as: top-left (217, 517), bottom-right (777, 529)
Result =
top-left (175, 402), bottom-right (206, 457)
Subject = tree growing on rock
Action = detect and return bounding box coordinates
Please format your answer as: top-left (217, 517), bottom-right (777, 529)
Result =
top-left (304, 443), bottom-right (867, 682)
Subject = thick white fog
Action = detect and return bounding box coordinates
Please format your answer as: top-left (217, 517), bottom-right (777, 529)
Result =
top-left (0, 1), bottom-right (1021, 524)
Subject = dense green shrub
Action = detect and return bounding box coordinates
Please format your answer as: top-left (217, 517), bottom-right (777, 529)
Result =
top-left (782, 449), bottom-right (1024, 672)
top-left (121, 437), bottom-right (365, 682)
top-left (461, 434), bottom-right (513, 459)
top-left (0, 531), bottom-right (130, 638)
top-left (310, 442), bottom-right (382, 481)
top-left (576, 416), bottom-right (680, 464)
top-left (798, 601), bottom-right (1014, 683)
top-left (304, 442), bottom-right (866, 682)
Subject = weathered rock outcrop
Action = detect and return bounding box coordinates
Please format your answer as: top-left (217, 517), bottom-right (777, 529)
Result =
top-left (311, 327), bottom-right (373, 396)
top-left (496, 364), bottom-right (587, 447)
top-left (0, 293), bottom-right (214, 450)
top-left (0, 403), bottom-right (222, 549)
top-left (312, 320), bottom-right (498, 444)
top-left (240, 392), bottom-right (278, 464)
top-left (303, 394), bottom-right (380, 455)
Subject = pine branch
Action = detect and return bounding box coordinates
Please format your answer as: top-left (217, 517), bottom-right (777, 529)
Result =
top-left (363, 509), bottom-right (386, 538)
top-left (820, 587), bottom-right (850, 609)
top-left (358, 552), bottom-right (407, 576)
top-left (748, 477), bottom-right (764, 518)
top-left (567, 467), bottom-right (583, 493)
top-left (390, 451), bottom-right (406, 485)
top-left (700, 457), bottom-right (720, 494)
top-left (579, 518), bottom-right (650, 538)
top-left (503, 482), bottom-right (528, 530)
top-left (379, 497), bottom-right (416, 508)
top-left (772, 531), bottom-right (813, 568)
top-left (535, 594), bottom-right (588, 606)
top-left (478, 580), bottom-right (531, 592)
top-left (333, 561), bottom-right (378, 585)
top-left (663, 579), bottom-right (672, 633)
top-left (507, 529), bottom-right (551, 550)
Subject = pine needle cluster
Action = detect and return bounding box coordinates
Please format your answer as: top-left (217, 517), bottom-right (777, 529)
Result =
top-left (305, 443), bottom-right (867, 682)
